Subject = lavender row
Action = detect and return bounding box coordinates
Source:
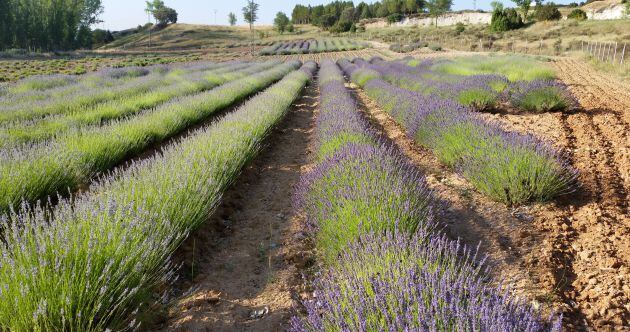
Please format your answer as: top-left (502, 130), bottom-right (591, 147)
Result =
top-left (0, 62), bottom-right (316, 331)
top-left (342, 58), bottom-right (577, 205)
top-left (260, 39), bottom-right (367, 56)
top-left (0, 61), bottom-right (280, 148)
top-left (0, 61), bottom-right (236, 124)
top-left (0, 61), bottom-right (300, 214)
top-left (372, 57), bottom-right (576, 113)
top-left (291, 60), bottom-right (560, 331)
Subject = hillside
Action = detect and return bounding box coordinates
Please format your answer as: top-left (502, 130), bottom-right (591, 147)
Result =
top-left (100, 23), bottom-right (323, 52)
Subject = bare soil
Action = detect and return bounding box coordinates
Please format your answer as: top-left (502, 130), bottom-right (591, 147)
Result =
top-left (158, 80), bottom-right (318, 331)
top-left (479, 57), bottom-right (630, 330)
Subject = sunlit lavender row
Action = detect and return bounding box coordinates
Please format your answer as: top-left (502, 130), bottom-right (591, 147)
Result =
top-left (0, 62), bottom-right (315, 331)
top-left (0, 60), bottom-right (300, 214)
top-left (291, 60), bottom-right (561, 332)
top-left (260, 38), bottom-right (367, 55)
top-left (371, 57), bottom-right (576, 113)
top-left (341, 58), bottom-right (577, 205)
top-left (0, 61), bottom-right (281, 148)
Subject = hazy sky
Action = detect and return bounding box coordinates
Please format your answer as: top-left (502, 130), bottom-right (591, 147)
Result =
top-left (98, 0), bottom-right (574, 31)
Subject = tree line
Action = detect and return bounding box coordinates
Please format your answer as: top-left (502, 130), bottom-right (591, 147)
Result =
top-left (0, 0), bottom-right (106, 51)
top-left (291, 0), bottom-right (453, 32)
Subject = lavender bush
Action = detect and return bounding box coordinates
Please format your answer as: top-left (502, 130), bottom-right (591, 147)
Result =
top-left (292, 231), bottom-right (562, 332)
top-left (259, 39), bottom-right (367, 56)
top-left (0, 62), bottom-right (231, 124)
top-left (342, 59), bottom-right (577, 205)
top-left (508, 79), bottom-right (577, 113)
top-left (297, 60), bottom-right (435, 264)
top-left (0, 62), bottom-right (315, 331)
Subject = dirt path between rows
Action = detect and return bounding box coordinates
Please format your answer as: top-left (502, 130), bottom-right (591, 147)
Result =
top-left (157, 80), bottom-right (318, 331)
top-left (347, 82), bottom-right (558, 319)
top-left (474, 57), bottom-right (629, 330)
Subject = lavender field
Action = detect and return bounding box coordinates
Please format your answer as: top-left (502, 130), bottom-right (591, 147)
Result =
top-left (0, 52), bottom-right (627, 331)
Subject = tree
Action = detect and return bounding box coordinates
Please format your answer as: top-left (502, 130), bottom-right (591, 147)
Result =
top-left (385, 0), bottom-right (402, 15)
top-left (490, 7), bottom-right (523, 32)
top-left (0, 0), bottom-right (105, 51)
top-left (242, 0), bottom-right (259, 55)
top-left (76, 25), bottom-right (93, 49)
top-left (291, 4), bottom-right (310, 24)
top-left (274, 12), bottom-right (290, 33)
top-left (490, 1), bottom-right (504, 11)
top-left (153, 6), bottom-right (177, 28)
top-left (511, 0), bottom-right (532, 21)
top-left (426, 0), bottom-right (453, 26)
top-left (81, 0), bottom-right (104, 26)
top-left (228, 12), bottom-right (237, 26)
top-left (534, 2), bottom-right (561, 21)
top-left (358, 2), bottom-right (372, 19)
top-left (405, 0), bottom-right (423, 14)
top-left (567, 8), bottom-right (587, 20)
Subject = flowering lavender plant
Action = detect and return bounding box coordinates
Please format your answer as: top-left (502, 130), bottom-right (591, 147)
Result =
top-left (508, 79), bottom-right (578, 113)
top-left (341, 59), bottom-right (577, 205)
top-left (291, 230), bottom-right (562, 332)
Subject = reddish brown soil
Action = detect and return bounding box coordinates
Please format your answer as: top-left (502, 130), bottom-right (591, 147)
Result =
top-left (158, 80), bottom-right (318, 331)
top-left (459, 57), bottom-right (630, 330)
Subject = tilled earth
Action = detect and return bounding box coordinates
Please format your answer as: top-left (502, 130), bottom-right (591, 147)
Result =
top-left (479, 57), bottom-right (629, 330)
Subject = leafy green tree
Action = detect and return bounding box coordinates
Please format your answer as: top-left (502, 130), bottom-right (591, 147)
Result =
top-left (359, 2), bottom-right (372, 19)
top-left (228, 12), bottom-right (237, 26)
top-left (405, 0), bottom-right (423, 14)
top-left (242, 0), bottom-right (259, 54)
top-left (426, 0), bottom-right (453, 26)
top-left (274, 12), bottom-right (290, 33)
top-left (490, 1), bottom-right (504, 11)
top-left (490, 7), bottom-right (523, 31)
top-left (511, 0), bottom-right (532, 21)
top-left (0, 0), bottom-right (104, 51)
top-left (291, 4), bottom-right (310, 24)
top-left (567, 8), bottom-right (587, 20)
top-left (534, 2), bottom-right (561, 21)
top-left (385, 0), bottom-right (402, 15)
top-left (76, 25), bottom-right (93, 49)
top-left (92, 29), bottom-right (114, 47)
top-left (152, 6), bottom-right (177, 28)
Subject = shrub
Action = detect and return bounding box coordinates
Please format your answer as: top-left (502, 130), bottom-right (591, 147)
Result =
top-left (568, 8), bottom-right (587, 20)
top-left (509, 79), bottom-right (577, 112)
top-left (490, 8), bottom-right (524, 32)
top-left (535, 3), bottom-right (562, 21)
top-left (346, 59), bottom-right (577, 205)
top-left (455, 22), bottom-right (466, 34)
top-left (387, 13), bottom-right (403, 24)
top-left (0, 62), bottom-right (300, 213)
top-left (0, 62), bottom-right (316, 331)
top-left (292, 231), bottom-right (562, 331)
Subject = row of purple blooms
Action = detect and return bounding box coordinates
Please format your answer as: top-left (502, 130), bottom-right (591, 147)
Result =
top-left (370, 57), bottom-right (578, 113)
top-left (340, 58), bottom-right (578, 205)
top-left (290, 60), bottom-right (562, 331)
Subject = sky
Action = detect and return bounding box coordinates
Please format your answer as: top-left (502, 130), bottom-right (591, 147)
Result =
top-left (98, 0), bottom-right (575, 31)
